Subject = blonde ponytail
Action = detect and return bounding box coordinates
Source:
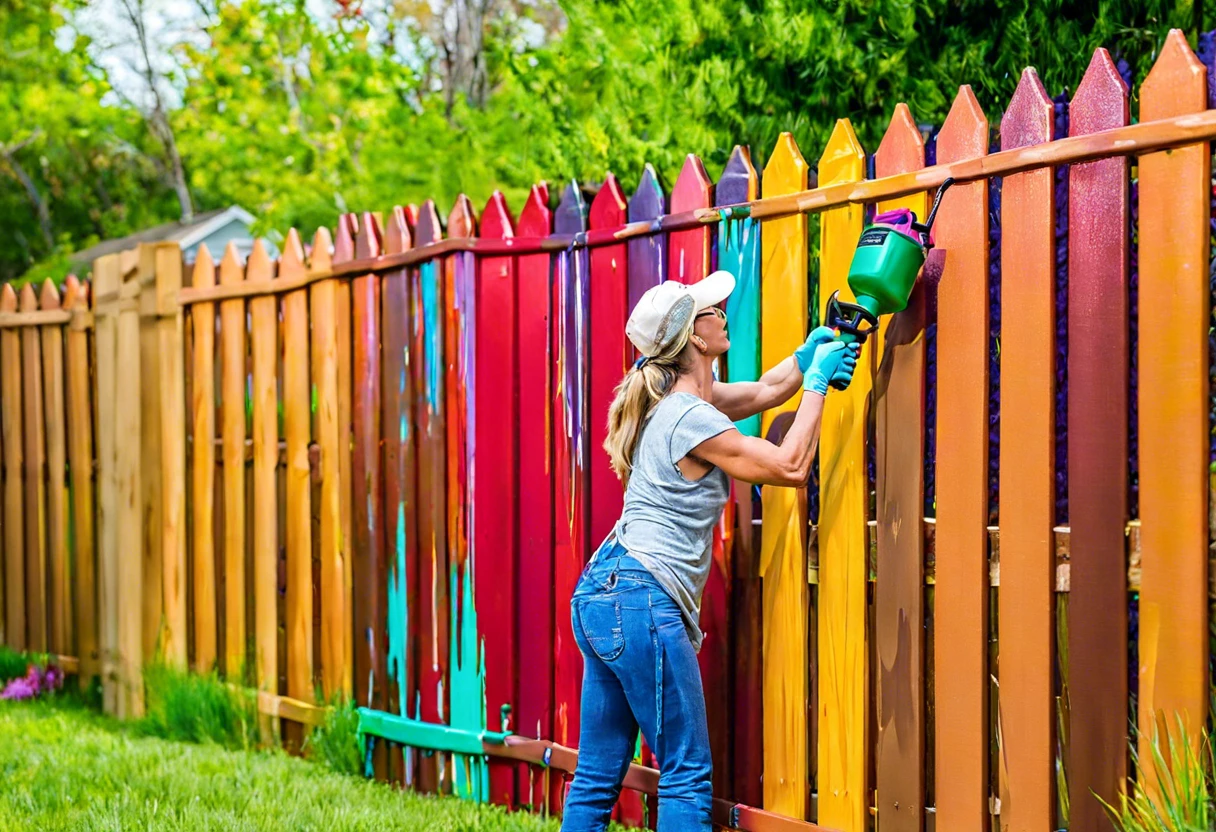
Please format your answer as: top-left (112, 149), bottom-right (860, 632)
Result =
top-left (603, 317), bottom-right (695, 486)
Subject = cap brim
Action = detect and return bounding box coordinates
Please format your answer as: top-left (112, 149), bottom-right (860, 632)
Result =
top-left (689, 270), bottom-right (735, 310)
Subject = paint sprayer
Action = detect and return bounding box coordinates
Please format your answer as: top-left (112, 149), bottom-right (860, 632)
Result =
top-left (824, 178), bottom-right (955, 386)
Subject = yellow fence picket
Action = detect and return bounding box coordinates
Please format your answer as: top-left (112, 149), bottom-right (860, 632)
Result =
top-left (155, 246), bottom-right (187, 669)
top-left (116, 256), bottom-right (144, 718)
top-left (20, 284), bottom-right (47, 653)
top-left (758, 131), bottom-right (809, 820)
top-left (137, 247), bottom-right (163, 665)
top-left (817, 118), bottom-right (868, 832)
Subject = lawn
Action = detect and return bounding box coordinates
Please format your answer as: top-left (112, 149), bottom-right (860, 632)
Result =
top-left (0, 697), bottom-right (571, 831)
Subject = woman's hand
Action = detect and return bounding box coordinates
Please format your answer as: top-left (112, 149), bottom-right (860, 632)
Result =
top-left (803, 340), bottom-right (860, 395)
top-left (793, 325), bottom-right (837, 372)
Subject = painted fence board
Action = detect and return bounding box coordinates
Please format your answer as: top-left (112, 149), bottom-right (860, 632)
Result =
top-left (477, 191), bottom-right (519, 806)
top-left (413, 201), bottom-right (449, 794)
top-left (627, 165), bottom-right (666, 318)
top-left (817, 119), bottom-right (868, 832)
top-left (190, 246), bottom-right (218, 672)
top-left (588, 175), bottom-right (628, 556)
top-left (93, 259), bottom-right (117, 712)
top-left (218, 243), bottom-right (248, 679)
top-left (998, 67), bottom-right (1056, 832)
top-left (21, 284), bottom-right (47, 653)
top-left (334, 216), bottom-right (357, 702)
top-left (553, 182), bottom-right (590, 768)
top-left (717, 145), bottom-right (764, 809)
top-left (873, 102), bottom-right (928, 832)
top-left (932, 85), bottom-right (990, 832)
top-left (353, 212), bottom-right (388, 776)
top-left (383, 206), bottom-right (417, 786)
top-left (444, 196), bottom-right (487, 800)
top-left (759, 131), bottom-right (809, 820)
top-left (515, 184), bottom-right (555, 812)
top-left (671, 153), bottom-right (734, 803)
top-left (1067, 48), bottom-right (1130, 832)
top-left (1137, 28), bottom-right (1211, 776)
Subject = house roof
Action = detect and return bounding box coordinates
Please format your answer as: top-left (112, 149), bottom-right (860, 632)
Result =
top-left (69, 206), bottom-right (257, 269)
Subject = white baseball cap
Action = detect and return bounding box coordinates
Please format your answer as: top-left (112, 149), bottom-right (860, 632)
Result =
top-left (625, 270), bottom-right (736, 357)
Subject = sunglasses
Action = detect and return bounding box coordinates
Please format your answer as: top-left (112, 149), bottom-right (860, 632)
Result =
top-left (695, 307), bottom-right (727, 324)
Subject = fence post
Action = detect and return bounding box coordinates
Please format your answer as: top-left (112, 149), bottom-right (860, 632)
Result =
top-left (92, 254), bottom-right (119, 714)
top-left (154, 244), bottom-right (187, 669)
top-left (117, 249), bottom-right (145, 718)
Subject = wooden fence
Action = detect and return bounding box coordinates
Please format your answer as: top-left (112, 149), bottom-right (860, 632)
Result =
top-left (4, 27), bottom-right (1216, 832)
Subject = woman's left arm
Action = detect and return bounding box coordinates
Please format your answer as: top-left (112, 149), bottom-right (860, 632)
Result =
top-left (711, 356), bottom-right (803, 422)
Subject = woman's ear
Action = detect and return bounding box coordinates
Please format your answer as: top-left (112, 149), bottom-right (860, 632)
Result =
top-left (690, 334), bottom-right (709, 353)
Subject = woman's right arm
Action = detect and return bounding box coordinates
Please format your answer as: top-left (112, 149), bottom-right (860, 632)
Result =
top-left (690, 391), bottom-right (825, 487)
top-left (687, 338), bottom-right (857, 487)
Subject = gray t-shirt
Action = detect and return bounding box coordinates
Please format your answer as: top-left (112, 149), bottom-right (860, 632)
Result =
top-left (609, 391), bottom-right (736, 652)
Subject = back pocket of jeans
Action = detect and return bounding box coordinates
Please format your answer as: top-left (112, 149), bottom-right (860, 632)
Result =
top-left (574, 595), bottom-right (625, 662)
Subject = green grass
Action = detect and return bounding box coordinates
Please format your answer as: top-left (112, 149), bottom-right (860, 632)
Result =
top-left (1100, 714), bottom-right (1215, 832)
top-left (138, 662), bottom-right (260, 750)
top-left (303, 695), bottom-right (363, 776)
top-left (0, 697), bottom-right (571, 831)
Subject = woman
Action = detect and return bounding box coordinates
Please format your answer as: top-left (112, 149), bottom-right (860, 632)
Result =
top-left (561, 271), bottom-right (859, 831)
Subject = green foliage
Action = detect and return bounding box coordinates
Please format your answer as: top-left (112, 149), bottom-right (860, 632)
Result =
top-left (0, 0), bottom-right (1206, 281)
top-left (303, 695), bottom-right (363, 776)
top-left (0, 697), bottom-right (580, 830)
top-left (1101, 714), bottom-right (1215, 832)
top-left (138, 662), bottom-right (259, 750)
top-left (0, 645), bottom-right (36, 683)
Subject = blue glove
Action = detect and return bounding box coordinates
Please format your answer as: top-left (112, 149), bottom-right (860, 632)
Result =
top-left (829, 344), bottom-right (861, 390)
top-left (794, 326), bottom-right (837, 373)
top-left (803, 341), bottom-right (859, 395)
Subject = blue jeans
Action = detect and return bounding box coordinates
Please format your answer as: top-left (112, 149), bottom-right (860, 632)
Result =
top-left (560, 540), bottom-right (713, 832)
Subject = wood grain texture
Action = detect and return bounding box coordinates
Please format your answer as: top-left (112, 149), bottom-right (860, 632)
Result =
top-left (190, 246), bottom-right (218, 672)
top-left (20, 284), bottom-right (47, 653)
top-left (281, 233), bottom-right (313, 716)
top-left (1067, 49), bottom-right (1130, 832)
top-left (411, 201), bottom-right (448, 794)
top-left (759, 132), bottom-right (809, 820)
top-left (136, 249), bottom-right (162, 666)
top-left (116, 262), bottom-right (143, 717)
top-left (248, 241), bottom-right (278, 702)
top-left (717, 145), bottom-right (764, 810)
top-left (310, 229), bottom-right (348, 699)
top-left (816, 119), bottom-right (868, 832)
top-left (218, 243), bottom-right (248, 680)
top-left (352, 211), bottom-right (387, 776)
top-left (154, 247), bottom-right (187, 669)
top-left (1137, 28), bottom-right (1211, 776)
top-left (515, 184), bottom-right (555, 812)
top-left (91, 257), bottom-right (118, 712)
top-left (931, 85), bottom-right (990, 832)
top-left (64, 277), bottom-right (97, 680)
top-left (998, 68), bottom-right (1056, 832)
top-left (39, 281), bottom-right (69, 656)
top-left (382, 207), bottom-right (416, 786)
top-left (477, 191), bottom-right (519, 806)
top-left (552, 182), bottom-right (589, 758)
top-left (627, 165), bottom-right (667, 317)
top-left (873, 103), bottom-right (928, 832)
top-left (1, 284), bottom-right (24, 651)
